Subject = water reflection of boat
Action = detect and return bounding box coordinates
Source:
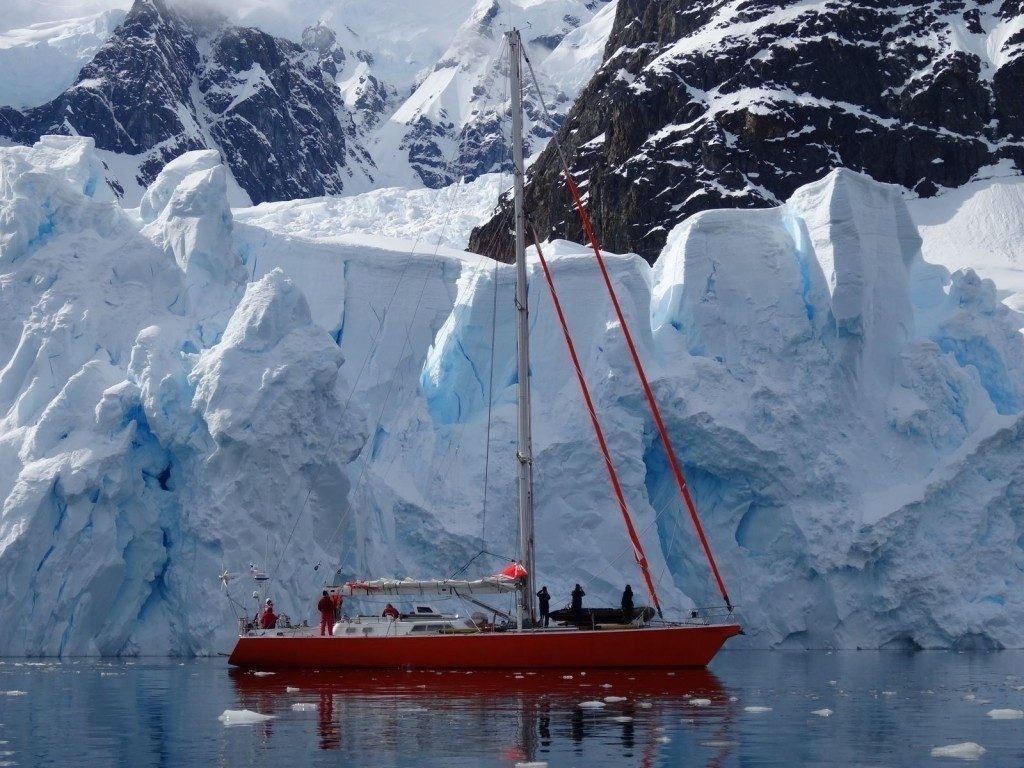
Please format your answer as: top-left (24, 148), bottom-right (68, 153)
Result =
top-left (228, 667), bottom-right (734, 763)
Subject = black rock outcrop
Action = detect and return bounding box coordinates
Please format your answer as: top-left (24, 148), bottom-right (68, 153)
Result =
top-left (0, 0), bottom-right (373, 203)
top-left (471, 0), bottom-right (1024, 263)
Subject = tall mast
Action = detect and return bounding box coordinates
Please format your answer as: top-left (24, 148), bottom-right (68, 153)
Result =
top-left (509, 29), bottom-right (535, 629)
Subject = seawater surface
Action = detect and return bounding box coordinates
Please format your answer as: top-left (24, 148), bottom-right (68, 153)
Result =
top-left (1, 651), bottom-right (1023, 766)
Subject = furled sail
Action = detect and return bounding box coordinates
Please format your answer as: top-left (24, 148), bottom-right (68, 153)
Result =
top-left (343, 572), bottom-right (524, 597)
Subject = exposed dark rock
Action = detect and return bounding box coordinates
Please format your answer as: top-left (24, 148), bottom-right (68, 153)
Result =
top-left (471, 0), bottom-right (1024, 263)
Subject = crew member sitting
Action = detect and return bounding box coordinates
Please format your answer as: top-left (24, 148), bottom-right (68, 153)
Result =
top-left (382, 603), bottom-right (400, 619)
top-left (260, 598), bottom-right (278, 629)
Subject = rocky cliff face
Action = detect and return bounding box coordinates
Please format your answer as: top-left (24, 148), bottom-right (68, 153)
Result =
top-left (0, 0), bottom-right (374, 204)
top-left (471, 0), bottom-right (1024, 263)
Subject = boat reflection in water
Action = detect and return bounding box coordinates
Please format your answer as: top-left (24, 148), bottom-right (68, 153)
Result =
top-left (229, 667), bottom-right (737, 765)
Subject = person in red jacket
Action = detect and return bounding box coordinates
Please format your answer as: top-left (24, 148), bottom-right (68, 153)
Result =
top-left (260, 599), bottom-right (277, 629)
top-left (317, 590), bottom-right (335, 636)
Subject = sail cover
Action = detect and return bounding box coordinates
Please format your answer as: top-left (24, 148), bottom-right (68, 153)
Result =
top-left (344, 573), bottom-right (522, 597)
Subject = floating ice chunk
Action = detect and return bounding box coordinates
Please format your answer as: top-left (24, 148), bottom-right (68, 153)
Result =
top-left (963, 694), bottom-right (976, 701)
top-left (604, 696), bottom-right (627, 703)
top-left (638, 701), bottom-right (653, 709)
top-left (690, 698), bottom-right (712, 707)
top-left (744, 706), bottom-right (772, 713)
top-left (812, 709), bottom-right (833, 717)
top-left (252, 671), bottom-right (275, 677)
top-left (657, 736), bottom-right (671, 744)
top-left (578, 700), bottom-right (606, 709)
top-left (612, 716), bottom-right (633, 723)
top-left (3, 691), bottom-right (26, 696)
top-left (881, 691), bottom-right (895, 696)
top-left (218, 709), bottom-right (274, 726)
top-left (600, 684), bottom-right (613, 689)
top-left (291, 703), bottom-right (318, 712)
top-left (515, 762), bottom-right (548, 768)
top-left (987, 709), bottom-right (1024, 719)
top-left (930, 742), bottom-right (985, 760)
top-left (729, 696), bottom-right (738, 702)
top-left (286, 686), bottom-right (300, 693)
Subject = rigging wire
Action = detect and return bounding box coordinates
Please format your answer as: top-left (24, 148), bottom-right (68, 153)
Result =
top-left (315, 36), bottom-right (521, 585)
top-left (521, 45), bottom-right (734, 613)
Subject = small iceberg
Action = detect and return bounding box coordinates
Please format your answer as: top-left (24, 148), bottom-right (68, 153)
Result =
top-left (291, 703), bottom-right (318, 712)
top-left (604, 696), bottom-right (627, 703)
top-left (285, 686), bottom-right (300, 693)
top-left (812, 709), bottom-right (833, 717)
top-left (578, 700), bottom-right (606, 709)
top-left (218, 709), bottom-right (274, 726)
top-left (930, 742), bottom-right (985, 760)
top-left (4, 691), bottom-right (27, 696)
top-left (987, 709), bottom-right (1024, 719)
top-left (252, 671), bottom-right (275, 677)
top-left (612, 716), bottom-right (633, 723)
top-left (744, 706), bottom-right (772, 713)
top-left (690, 698), bottom-right (712, 707)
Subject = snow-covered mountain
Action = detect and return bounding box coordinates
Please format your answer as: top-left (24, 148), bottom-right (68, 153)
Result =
top-left (0, 0), bottom-right (613, 201)
top-left (0, 10), bottom-right (127, 109)
top-left (473, 0), bottom-right (1024, 262)
top-left (0, 0), bottom-right (375, 205)
top-left (0, 137), bottom-right (1022, 654)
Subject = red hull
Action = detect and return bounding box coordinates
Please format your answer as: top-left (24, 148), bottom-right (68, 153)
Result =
top-left (227, 623), bottom-right (741, 670)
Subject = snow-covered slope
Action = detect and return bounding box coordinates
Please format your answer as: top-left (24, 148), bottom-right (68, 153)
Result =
top-left (0, 137), bottom-right (1021, 654)
top-left (0, 0), bottom-right (614, 202)
top-left (908, 164), bottom-right (1024, 316)
top-left (0, 11), bottom-right (127, 109)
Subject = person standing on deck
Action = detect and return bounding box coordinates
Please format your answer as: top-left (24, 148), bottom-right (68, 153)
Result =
top-left (571, 583), bottom-right (585, 619)
top-left (260, 599), bottom-right (278, 629)
top-left (537, 586), bottom-right (551, 627)
top-left (621, 584), bottom-right (634, 624)
top-left (317, 590), bottom-right (335, 636)
top-left (329, 588), bottom-right (343, 620)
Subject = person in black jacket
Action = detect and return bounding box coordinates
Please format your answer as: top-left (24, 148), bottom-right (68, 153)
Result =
top-left (571, 583), bottom-right (585, 618)
top-left (537, 586), bottom-right (551, 627)
top-left (621, 584), bottom-right (634, 624)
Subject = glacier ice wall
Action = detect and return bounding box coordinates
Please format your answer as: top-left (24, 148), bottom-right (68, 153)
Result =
top-left (0, 138), bottom-right (1022, 654)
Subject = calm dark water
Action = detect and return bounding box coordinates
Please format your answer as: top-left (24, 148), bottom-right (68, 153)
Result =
top-left (1, 652), bottom-right (1023, 766)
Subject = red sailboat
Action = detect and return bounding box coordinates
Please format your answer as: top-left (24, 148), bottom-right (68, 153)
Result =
top-left (228, 29), bottom-right (741, 671)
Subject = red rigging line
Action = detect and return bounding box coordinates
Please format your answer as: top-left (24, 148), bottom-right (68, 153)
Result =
top-left (559, 172), bottom-right (734, 613)
top-left (530, 228), bottom-right (664, 619)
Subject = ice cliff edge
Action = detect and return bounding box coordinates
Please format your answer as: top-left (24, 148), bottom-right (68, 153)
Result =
top-left (0, 138), bottom-right (1021, 653)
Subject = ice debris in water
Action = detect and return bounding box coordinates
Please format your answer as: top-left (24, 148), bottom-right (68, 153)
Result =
top-left (578, 700), bottom-right (606, 709)
top-left (286, 686), bottom-right (300, 693)
top-left (604, 696), bottom-right (627, 703)
top-left (987, 709), bottom-right (1024, 719)
top-left (252, 671), bottom-right (275, 677)
top-left (812, 709), bottom-right (833, 717)
top-left (291, 703), bottom-right (318, 712)
top-left (744, 706), bottom-right (772, 713)
top-left (690, 698), bottom-right (712, 707)
top-left (613, 716), bottom-right (633, 723)
top-left (930, 743), bottom-right (986, 760)
top-left (218, 709), bottom-right (274, 726)
top-left (515, 762), bottom-right (548, 768)
top-left (3, 691), bottom-right (26, 696)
